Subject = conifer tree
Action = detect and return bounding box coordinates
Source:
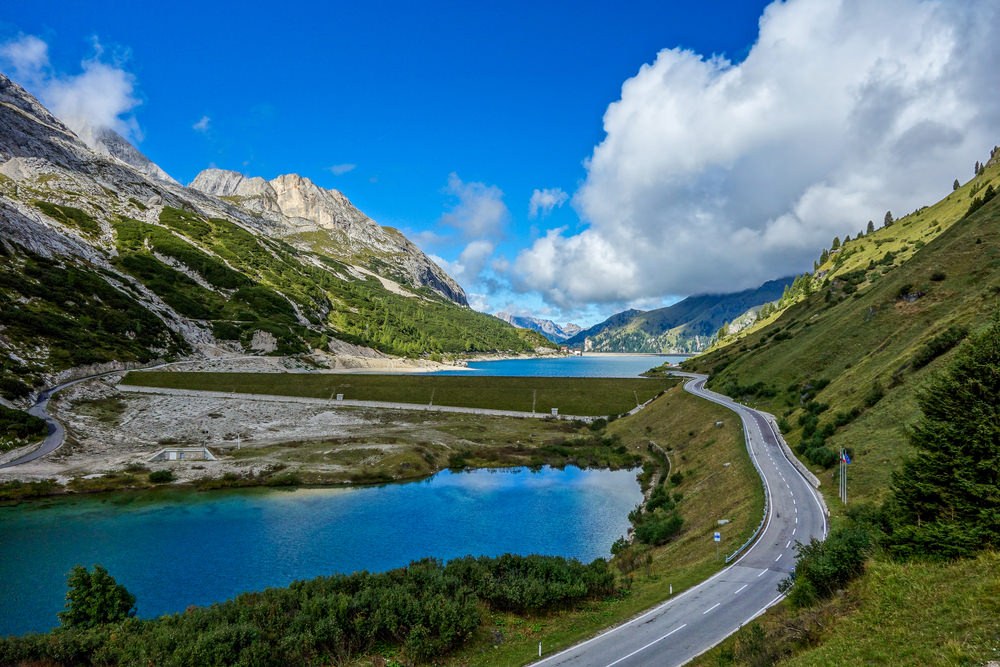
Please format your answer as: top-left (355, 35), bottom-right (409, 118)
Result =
top-left (953, 178), bottom-right (960, 191)
top-left (867, 220), bottom-right (875, 234)
top-left (59, 565), bottom-right (136, 628)
top-left (888, 318), bottom-right (1000, 559)
top-left (831, 236), bottom-right (840, 250)
top-left (884, 211), bottom-right (894, 227)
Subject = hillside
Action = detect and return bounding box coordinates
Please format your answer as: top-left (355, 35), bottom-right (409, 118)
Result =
top-left (682, 148), bottom-right (1000, 665)
top-left (0, 74), bottom-right (550, 403)
top-left (566, 277), bottom-right (793, 353)
top-left (686, 148), bottom-right (1000, 504)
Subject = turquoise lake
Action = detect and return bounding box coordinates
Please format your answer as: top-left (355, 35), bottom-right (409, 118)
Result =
top-left (0, 466), bottom-right (642, 636)
top-left (0, 354), bottom-right (668, 636)
top-left (433, 353), bottom-right (686, 377)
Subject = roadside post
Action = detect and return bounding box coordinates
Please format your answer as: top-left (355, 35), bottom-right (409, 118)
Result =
top-left (713, 531), bottom-right (721, 560)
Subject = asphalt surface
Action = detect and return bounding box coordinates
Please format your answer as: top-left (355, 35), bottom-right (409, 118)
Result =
top-left (0, 369), bottom-right (145, 469)
top-left (531, 372), bottom-right (827, 667)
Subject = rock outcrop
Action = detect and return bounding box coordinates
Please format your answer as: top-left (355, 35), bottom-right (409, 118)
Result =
top-left (190, 169), bottom-right (466, 304)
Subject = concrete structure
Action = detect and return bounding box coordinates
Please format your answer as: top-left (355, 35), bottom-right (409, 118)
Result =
top-left (149, 447), bottom-right (217, 462)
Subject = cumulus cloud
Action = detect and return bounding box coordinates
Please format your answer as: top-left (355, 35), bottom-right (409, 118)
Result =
top-left (513, 0), bottom-right (1000, 308)
top-left (431, 239), bottom-right (495, 285)
top-left (528, 187), bottom-right (569, 218)
top-left (0, 34), bottom-right (142, 147)
top-left (0, 34), bottom-right (48, 84)
top-left (193, 115), bottom-right (211, 132)
top-left (328, 163), bottom-right (356, 175)
top-left (440, 172), bottom-right (510, 239)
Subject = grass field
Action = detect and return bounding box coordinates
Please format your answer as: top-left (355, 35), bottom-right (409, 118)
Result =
top-left (693, 551), bottom-right (1000, 667)
top-left (120, 372), bottom-right (673, 417)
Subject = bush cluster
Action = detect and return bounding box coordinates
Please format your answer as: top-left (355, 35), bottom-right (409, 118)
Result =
top-left (0, 555), bottom-right (615, 665)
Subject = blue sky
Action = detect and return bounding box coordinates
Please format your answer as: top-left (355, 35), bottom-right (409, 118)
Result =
top-left (2, 1), bottom-right (998, 327)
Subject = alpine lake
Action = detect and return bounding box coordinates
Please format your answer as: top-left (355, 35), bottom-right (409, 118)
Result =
top-left (0, 354), bottom-right (683, 636)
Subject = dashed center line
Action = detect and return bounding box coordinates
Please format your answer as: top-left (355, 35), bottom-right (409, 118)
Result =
top-left (603, 623), bottom-right (688, 667)
top-left (786, 540), bottom-right (792, 548)
top-left (757, 569), bottom-right (767, 577)
top-left (775, 554), bottom-right (782, 561)
top-left (734, 584), bottom-right (748, 595)
top-left (703, 602), bottom-right (721, 615)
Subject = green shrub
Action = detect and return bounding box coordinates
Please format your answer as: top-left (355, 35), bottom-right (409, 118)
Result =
top-left (780, 523), bottom-right (876, 607)
top-left (148, 470), bottom-right (174, 483)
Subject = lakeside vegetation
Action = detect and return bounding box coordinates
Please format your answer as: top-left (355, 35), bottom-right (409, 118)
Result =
top-left (120, 372), bottom-right (672, 417)
top-left (0, 382), bottom-right (763, 666)
top-left (0, 555), bottom-right (617, 666)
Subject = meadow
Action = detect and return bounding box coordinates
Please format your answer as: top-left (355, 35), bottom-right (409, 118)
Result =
top-left (120, 372), bottom-right (673, 417)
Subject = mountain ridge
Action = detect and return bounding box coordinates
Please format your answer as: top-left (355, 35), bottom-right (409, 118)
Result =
top-left (566, 278), bottom-right (794, 353)
top-left (494, 312), bottom-right (582, 342)
top-left (0, 73), bottom-right (548, 401)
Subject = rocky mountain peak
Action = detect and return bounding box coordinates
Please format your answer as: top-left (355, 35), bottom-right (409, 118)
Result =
top-left (189, 167), bottom-right (467, 305)
top-left (90, 127), bottom-right (179, 185)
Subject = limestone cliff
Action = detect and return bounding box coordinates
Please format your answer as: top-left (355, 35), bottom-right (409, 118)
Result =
top-left (190, 169), bottom-right (466, 305)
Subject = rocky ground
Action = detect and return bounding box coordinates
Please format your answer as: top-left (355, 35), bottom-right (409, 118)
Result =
top-left (0, 353), bottom-right (573, 490)
top-left (0, 353), bottom-right (449, 483)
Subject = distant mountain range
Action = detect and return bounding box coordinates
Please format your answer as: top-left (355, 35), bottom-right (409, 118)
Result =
top-left (564, 278), bottom-right (795, 353)
top-left (0, 73), bottom-right (550, 400)
top-left (494, 313), bottom-right (583, 343)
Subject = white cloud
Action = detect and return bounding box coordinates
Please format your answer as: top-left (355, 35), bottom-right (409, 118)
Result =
top-left (193, 115), bottom-right (211, 132)
top-left (513, 0), bottom-right (1000, 308)
top-left (0, 34), bottom-right (48, 84)
top-left (440, 172), bottom-right (510, 239)
top-left (431, 240), bottom-right (495, 287)
top-left (328, 163), bottom-right (356, 175)
top-left (528, 187), bottom-right (569, 218)
top-left (0, 34), bottom-right (142, 146)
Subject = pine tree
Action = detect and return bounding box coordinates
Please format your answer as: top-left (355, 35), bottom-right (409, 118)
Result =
top-left (953, 178), bottom-right (961, 191)
top-left (831, 236), bottom-right (840, 250)
top-left (884, 211), bottom-right (894, 227)
top-left (867, 220), bottom-right (875, 234)
top-left (59, 565), bottom-right (136, 628)
top-left (975, 161), bottom-right (982, 175)
top-left (888, 318), bottom-right (1000, 559)
top-left (844, 234), bottom-right (851, 243)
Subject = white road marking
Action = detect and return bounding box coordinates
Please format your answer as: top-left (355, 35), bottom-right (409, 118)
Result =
top-left (757, 569), bottom-right (767, 577)
top-left (775, 554), bottom-right (782, 561)
top-left (786, 540), bottom-right (792, 548)
top-left (603, 624), bottom-right (687, 667)
top-left (734, 584), bottom-right (748, 595)
top-left (703, 602), bottom-right (721, 615)
top-left (792, 528), bottom-right (796, 536)
top-left (795, 516), bottom-right (798, 523)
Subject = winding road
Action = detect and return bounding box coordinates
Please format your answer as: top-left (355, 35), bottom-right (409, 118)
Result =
top-left (531, 371), bottom-right (828, 667)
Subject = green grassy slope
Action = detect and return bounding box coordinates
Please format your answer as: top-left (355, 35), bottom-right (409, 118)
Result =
top-left (0, 201), bottom-right (552, 400)
top-left (682, 150), bottom-right (1000, 667)
top-left (696, 551), bottom-right (1000, 667)
top-left (686, 172), bottom-right (1000, 505)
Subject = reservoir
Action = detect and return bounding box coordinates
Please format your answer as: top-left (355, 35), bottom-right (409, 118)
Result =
top-left (0, 465), bottom-right (641, 636)
top-left (435, 353), bottom-right (687, 377)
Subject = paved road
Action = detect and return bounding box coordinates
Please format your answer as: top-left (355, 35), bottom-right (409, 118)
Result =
top-left (531, 372), bottom-right (827, 667)
top-left (0, 378), bottom-right (78, 468)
